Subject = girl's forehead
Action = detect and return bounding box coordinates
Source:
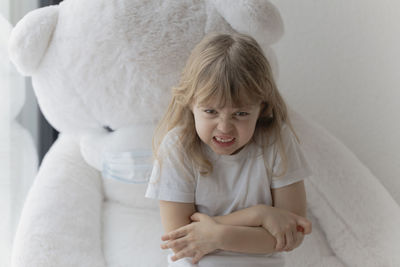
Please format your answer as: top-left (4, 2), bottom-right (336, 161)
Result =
top-left (195, 98), bottom-right (261, 109)
top-left (193, 82), bottom-right (265, 109)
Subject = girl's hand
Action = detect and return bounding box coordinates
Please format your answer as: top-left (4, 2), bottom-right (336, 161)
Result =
top-left (258, 205), bottom-right (312, 252)
top-left (161, 212), bottom-right (222, 264)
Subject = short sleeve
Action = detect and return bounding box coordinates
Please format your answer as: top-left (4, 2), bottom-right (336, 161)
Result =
top-left (270, 125), bottom-right (312, 189)
top-left (145, 129), bottom-right (196, 203)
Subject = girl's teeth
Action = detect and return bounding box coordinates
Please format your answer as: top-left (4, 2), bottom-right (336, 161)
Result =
top-left (215, 137), bottom-right (234, 143)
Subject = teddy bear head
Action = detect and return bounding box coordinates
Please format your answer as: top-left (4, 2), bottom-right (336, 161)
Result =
top-left (8, 0), bottom-right (283, 136)
top-left (8, 0), bottom-right (284, 209)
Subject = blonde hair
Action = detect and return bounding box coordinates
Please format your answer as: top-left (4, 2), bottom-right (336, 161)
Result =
top-left (153, 32), bottom-right (297, 177)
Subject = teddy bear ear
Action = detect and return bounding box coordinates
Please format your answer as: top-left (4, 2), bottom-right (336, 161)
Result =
top-left (8, 5), bottom-right (59, 76)
top-left (210, 0), bottom-right (284, 45)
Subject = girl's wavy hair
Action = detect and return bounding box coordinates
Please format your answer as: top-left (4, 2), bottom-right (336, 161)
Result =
top-left (153, 32), bottom-right (297, 177)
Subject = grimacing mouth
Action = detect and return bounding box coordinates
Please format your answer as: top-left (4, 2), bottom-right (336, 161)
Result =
top-left (214, 136), bottom-right (235, 143)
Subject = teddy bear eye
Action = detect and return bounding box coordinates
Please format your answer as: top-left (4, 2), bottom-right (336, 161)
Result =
top-left (103, 126), bottom-right (114, 132)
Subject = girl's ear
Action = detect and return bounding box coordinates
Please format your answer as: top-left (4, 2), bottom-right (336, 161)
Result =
top-left (259, 102), bottom-right (273, 120)
top-left (189, 101), bottom-right (196, 112)
top-left (259, 102), bottom-right (268, 116)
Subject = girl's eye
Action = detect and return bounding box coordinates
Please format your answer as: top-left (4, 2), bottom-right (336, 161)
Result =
top-left (235, 111), bottom-right (250, 117)
top-left (204, 109), bottom-right (217, 115)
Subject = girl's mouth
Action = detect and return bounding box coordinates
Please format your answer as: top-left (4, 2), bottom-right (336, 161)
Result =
top-left (213, 136), bottom-right (236, 147)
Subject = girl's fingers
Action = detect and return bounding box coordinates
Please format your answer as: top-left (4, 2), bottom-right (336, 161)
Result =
top-left (283, 230), bottom-right (294, 251)
top-left (296, 225), bottom-right (304, 233)
top-left (190, 212), bottom-right (204, 222)
top-left (171, 248), bottom-right (193, 262)
top-left (291, 229), bottom-right (297, 245)
top-left (297, 218), bottom-right (312, 234)
top-left (161, 238), bottom-right (187, 250)
top-left (294, 231), bottom-right (304, 247)
top-left (192, 252), bottom-right (205, 264)
top-left (162, 226), bottom-right (189, 241)
top-left (274, 233), bottom-right (285, 251)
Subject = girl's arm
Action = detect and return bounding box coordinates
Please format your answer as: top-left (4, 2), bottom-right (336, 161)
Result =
top-left (160, 201), bottom-right (278, 263)
top-left (271, 180), bottom-right (307, 217)
top-left (213, 181), bottom-right (311, 251)
top-left (214, 181), bottom-right (308, 226)
top-left (159, 200), bottom-right (196, 254)
top-left (201, 217), bottom-right (278, 254)
top-left (271, 180), bottom-right (310, 251)
top-left (160, 181), bottom-right (311, 262)
top-left (213, 204), bottom-right (267, 226)
top-left (162, 212), bottom-right (278, 262)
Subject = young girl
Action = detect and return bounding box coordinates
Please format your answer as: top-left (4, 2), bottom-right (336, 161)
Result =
top-left (145, 32), bottom-right (312, 267)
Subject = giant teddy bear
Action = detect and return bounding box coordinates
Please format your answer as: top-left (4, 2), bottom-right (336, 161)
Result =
top-left (8, 0), bottom-right (400, 266)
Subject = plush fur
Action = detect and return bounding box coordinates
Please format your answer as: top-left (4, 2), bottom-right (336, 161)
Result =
top-left (8, 0), bottom-right (400, 266)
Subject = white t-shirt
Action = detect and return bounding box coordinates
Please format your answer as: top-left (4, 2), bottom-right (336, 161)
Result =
top-left (145, 124), bottom-right (312, 267)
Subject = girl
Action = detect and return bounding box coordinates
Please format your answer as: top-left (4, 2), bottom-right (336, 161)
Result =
top-left (145, 32), bottom-right (312, 267)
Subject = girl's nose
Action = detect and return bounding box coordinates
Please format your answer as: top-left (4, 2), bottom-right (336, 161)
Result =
top-left (217, 116), bottom-right (233, 133)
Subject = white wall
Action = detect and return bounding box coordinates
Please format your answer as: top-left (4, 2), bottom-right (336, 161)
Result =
top-left (0, 0), bottom-right (10, 19)
top-left (271, 0), bottom-right (400, 201)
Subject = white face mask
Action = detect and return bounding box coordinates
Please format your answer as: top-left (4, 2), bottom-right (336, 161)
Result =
top-left (101, 149), bottom-right (153, 184)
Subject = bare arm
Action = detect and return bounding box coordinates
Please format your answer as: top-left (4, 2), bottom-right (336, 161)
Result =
top-left (214, 181), bottom-right (311, 251)
top-left (217, 224), bottom-right (277, 254)
top-left (159, 181), bottom-right (311, 262)
top-left (271, 180), bottom-right (307, 217)
top-left (214, 181), bottom-right (308, 224)
top-left (271, 180), bottom-right (311, 250)
top-left (159, 201), bottom-right (277, 263)
top-left (213, 205), bottom-right (265, 226)
top-left (159, 200), bottom-right (196, 254)
top-left (163, 212), bottom-right (278, 257)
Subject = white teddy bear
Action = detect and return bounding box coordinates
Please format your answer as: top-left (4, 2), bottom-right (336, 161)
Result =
top-left (8, 0), bottom-right (400, 267)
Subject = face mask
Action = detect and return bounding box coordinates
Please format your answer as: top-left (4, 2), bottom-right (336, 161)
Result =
top-left (101, 149), bottom-right (153, 184)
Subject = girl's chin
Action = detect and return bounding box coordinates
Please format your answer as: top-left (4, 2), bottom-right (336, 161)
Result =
top-left (212, 148), bottom-right (243, 155)
top-left (210, 143), bottom-right (245, 155)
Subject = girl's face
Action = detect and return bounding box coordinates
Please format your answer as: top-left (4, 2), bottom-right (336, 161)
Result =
top-left (192, 100), bottom-right (262, 155)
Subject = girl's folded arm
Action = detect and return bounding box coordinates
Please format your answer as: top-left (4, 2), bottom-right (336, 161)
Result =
top-left (271, 181), bottom-right (307, 218)
top-left (271, 180), bottom-right (311, 249)
top-left (215, 181), bottom-right (311, 253)
top-left (159, 181), bottom-right (311, 258)
top-left (213, 204), bottom-right (267, 226)
top-left (163, 211), bottom-right (278, 257)
top-left (217, 224), bottom-right (277, 254)
top-left (214, 181), bottom-right (309, 226)
top-left (159, 200), bottom-right (196, 253)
